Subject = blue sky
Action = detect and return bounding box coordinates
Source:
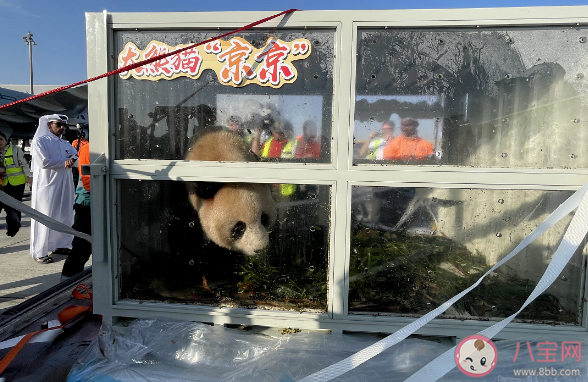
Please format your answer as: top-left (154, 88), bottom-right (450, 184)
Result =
top-left (1, 0), bottom-right (587, 86)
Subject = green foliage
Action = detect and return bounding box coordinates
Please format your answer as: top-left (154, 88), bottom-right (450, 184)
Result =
top-left (349, 226), bottom-right (577, 324)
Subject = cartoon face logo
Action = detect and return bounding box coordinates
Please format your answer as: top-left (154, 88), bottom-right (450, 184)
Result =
top-left (455, 335), bottom-right (498, 377)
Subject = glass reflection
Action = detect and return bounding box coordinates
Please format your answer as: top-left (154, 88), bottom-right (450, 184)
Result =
top-left (118, 180), bottom-right (330, 312)
top-left (115, 30), bottom-right (334, 162)
top-left (349, 186), bottom-right (582, 324)
top-left (354, 28), bottom-right (588, 168)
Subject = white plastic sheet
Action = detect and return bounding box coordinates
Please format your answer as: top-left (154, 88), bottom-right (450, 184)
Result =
top-left (66, 318), bottom-right (449, 382)
top-left (66, 318), bottom-right (587, 381)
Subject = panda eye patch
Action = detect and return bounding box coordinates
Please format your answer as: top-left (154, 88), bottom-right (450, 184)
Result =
top-left (261, 213), bottom-right (270, 228)
top-left (232, 221), bottom-right (246, 240)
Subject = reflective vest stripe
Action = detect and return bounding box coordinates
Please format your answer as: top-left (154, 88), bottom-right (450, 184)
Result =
top-left (2, 146), bottom-right (27, 187)
top-left (366, 138), bottom-right (382, 160)
top-left (280, 140), bottom-right (296, 196)
top-left (262, 137), bottom-right (297, 159)
top-left (281, 140), bottom-right (298, 158)
top-left (281, 141), bottom-right (292, 158)
top-left (261, 137), bottom-right (273, 157)
top-left (261, 137), bottom-right (296, 196)
top-left (280, 184), bottom-right (296, 196)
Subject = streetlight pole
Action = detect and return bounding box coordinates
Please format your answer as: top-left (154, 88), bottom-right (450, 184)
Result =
top-left (22, 32), bottom-right (36, 95)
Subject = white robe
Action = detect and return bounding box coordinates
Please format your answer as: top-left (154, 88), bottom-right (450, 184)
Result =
top-left (30, 134), bottom-right (77, 259)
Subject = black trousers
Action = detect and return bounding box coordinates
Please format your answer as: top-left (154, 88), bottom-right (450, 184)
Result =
top-left (0, 183), bottom-right (25, 235)
top-left (62, 204), bottom-right (92, 277)
top-left (1, 183), bottom-right (25, 220)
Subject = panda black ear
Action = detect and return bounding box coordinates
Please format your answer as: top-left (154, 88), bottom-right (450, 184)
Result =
top-left (187, 181), bottom-right (224, 199)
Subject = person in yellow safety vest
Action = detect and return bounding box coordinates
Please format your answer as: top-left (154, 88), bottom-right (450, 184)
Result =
top-left (276, 121), bottom-right (297, 196)
top-left (274, 119), bottom-right (296, 158)
top-left (254, 121), bottom-right (288, 159)
top-left (252, 119), bottom-right (297, 197)
top-left (359, 120), bottom-right (396, 160)
top-left (0, 166), bottom-right (21, 236)
top-left (0, 131), bottom-right (32, 236)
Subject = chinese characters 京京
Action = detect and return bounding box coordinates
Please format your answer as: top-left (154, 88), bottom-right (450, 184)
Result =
top-left (118, 37), bottom-right (311, 89)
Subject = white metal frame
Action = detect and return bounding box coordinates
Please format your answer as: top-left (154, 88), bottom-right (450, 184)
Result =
top-left (87, 7), bottom-right (588, 339)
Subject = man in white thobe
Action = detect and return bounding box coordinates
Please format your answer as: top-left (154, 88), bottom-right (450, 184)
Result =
top-left (30, 114), bottom-right (78, 264)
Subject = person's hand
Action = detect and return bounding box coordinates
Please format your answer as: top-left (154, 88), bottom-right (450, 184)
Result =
top-left (369, 131), bottom-right (378, 140)
top-left (26, 176), bottom-right (33, 185)
top-left (64, 158), bottom-right (75, 168)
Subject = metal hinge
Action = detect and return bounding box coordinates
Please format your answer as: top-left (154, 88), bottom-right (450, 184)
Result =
top-left (81, 153), bottom-right (107, 175)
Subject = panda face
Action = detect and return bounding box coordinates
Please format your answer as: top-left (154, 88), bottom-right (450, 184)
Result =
top-left (195, 183), bottom-right (277, 255)
top-left (185, 129), bottom-right (278, 255)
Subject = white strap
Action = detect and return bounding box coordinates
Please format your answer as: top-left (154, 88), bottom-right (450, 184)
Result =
top-left (299, 183), bottom-right (588, 382)
top-left (0, 190), bottom-right (92, 243)
top-left (407, 183), bottom-right (588, 381)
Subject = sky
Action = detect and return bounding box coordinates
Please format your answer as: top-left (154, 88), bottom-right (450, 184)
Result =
top-left (1, 0), bottom-right (588, 87)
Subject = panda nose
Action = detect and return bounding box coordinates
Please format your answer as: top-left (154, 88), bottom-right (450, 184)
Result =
top-left (253, 248), bottom-right (265, 255)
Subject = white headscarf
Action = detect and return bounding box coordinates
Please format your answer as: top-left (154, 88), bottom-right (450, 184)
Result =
top-left (34, 114), bottom-right (68, 142)
top-left (31, 114), bottom-right (69, 173)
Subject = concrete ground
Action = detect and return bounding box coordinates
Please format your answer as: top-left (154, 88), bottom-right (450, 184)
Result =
top-left (0, 192), bottom-right (91, 317)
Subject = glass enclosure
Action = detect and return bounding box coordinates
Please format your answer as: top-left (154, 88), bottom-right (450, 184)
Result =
top-left (115, 29), bottom-right (334, 163)
top-left (117, 179), bottom-right (330, 312)
top-left (349, 186), bottom-right (584, 324)
top-left (353, 28), bottom-right (588, 168)
top-left (88, 8), bottom-right (588, 334)
top-left (113, 28), bottom-right (335, 312)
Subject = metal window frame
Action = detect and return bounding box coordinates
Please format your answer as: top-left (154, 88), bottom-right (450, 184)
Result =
top-left (87, 6), bottom-right (588, 338)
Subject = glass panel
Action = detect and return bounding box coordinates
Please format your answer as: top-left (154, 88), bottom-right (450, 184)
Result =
top-left (115, 29), bottom-right (334, 162)
top-left (349, 186), bottom-right (584, 325)
top-left (354, 28), bottom-right (588, 168)
top-left (118, 179), bottom-right (330, 313)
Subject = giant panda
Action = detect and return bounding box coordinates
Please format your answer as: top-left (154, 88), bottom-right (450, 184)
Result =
top-left (121, 129), bottom-right (278, 301)
top-left (139, 129), bottom-right (278, 299)
top-left (184, 129), bottom-right (277, 256)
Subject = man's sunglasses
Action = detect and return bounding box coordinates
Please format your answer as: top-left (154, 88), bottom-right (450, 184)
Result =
top-left (52, 122), bottom-right (67, 127)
